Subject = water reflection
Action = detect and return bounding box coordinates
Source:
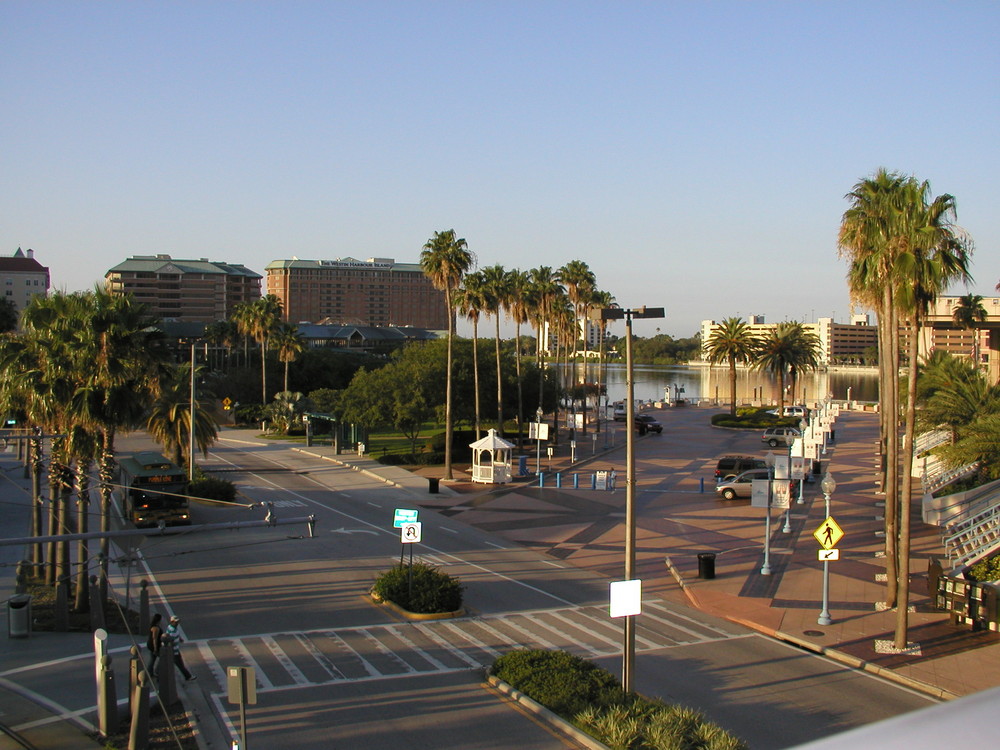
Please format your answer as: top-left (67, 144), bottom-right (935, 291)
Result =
top-left (561, 363), bottom-right (879, 405)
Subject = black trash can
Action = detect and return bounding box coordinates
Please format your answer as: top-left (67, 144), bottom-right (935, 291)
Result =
top-left (697, 553), bottom-right (716, 580)
top-left (428, 477), bottom-right (440, 494)
top-left (7, 594), bottom-right (31, 638)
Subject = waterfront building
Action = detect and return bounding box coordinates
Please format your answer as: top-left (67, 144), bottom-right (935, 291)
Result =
top-left (1, 248), bottom-right (49, 318)
top-left (264, 257), bottom-right (447, 329)
top-left (106, 254), bottom-right (261, 323)
top-left (921, 296), bottom-right (1000, 383)
top-left (700, 315), bottom-right (876, 366)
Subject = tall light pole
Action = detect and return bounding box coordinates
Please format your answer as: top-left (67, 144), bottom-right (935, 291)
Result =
top-left (189, 339), bottom-right (197, 482)
top-left (818, 472), bottom-right (836, 626)
top-left (590, 304), bottom-right (663, 693)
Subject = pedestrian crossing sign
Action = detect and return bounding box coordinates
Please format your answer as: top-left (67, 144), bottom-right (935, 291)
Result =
top-left (813, 516), bottom-right (844, 550)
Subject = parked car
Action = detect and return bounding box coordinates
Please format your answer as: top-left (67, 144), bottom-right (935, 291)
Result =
top-left (612, 403), bottom-right (628, 421)
top-left (766, 405), bottom-right (808, 418)
top-left (715, 468), bottom-right (771, 500)
top-left (714, 455), bottom-right (767, 481)
top-left (634, 414), bottom-right (662, 434)
top-left (762, 426), bottom-right (801, 447)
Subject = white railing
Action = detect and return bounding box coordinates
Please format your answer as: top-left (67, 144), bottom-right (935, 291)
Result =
top-left (944, 503), bottom-right (1000, 570)
top-left (914, 428), bottom-right (951, 455)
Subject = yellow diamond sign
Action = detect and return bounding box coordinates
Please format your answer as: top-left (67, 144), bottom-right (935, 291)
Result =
top-left (813, 516), bottom-right (844, 550)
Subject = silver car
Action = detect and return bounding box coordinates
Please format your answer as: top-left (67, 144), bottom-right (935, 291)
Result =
top-left (715, 468), bottom-right (770, 500)
top-left (762, 426), bottom-right (800, 447)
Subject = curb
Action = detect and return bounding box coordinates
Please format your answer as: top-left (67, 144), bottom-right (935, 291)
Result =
top-left (368, 593), bottom-right (465, 621)
top-left (663, 556), bottom-right (959, 702)
top-left (485, 673), bottom-right (611, 750)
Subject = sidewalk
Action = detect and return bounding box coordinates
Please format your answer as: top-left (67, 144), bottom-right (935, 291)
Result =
top-left (313, 409), bottom-right (1000, 701)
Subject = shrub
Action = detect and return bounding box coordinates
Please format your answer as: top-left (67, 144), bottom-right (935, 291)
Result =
top-left (967, 554), bottom-right (1000, 582)
top-left (188, 476), bottom-right (237, 502)
top-left (493, 650), bottom-right (747, 750)
top-left (491, 649), bottom-right (624, 717)
top-left (371, 563), bottom-right (463, 614)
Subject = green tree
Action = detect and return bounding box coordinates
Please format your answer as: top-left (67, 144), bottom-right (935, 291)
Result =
top-left (421, 229), bottom-right (474, 479)
top-left (480, 264), bottom-right (509, 435)
top-left (238, 295), bottom-right (284, 405)
top-left (456, 271), bottom-right (488, 439)
top-left (146, 363), bottom-right (220, 468)
top-left (0, 298), bottom-right (17, 332)
top-left (704, 318), bottom-right (758, 417)
top-left (273, 322), bottom-right (307, 393)
top-left (752, 323), bottom-right (803, 416)
top-left (556, 260), bottom-right (596, 357)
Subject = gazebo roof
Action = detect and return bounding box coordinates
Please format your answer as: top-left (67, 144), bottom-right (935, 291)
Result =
top-left (469, 428), bottom-right (515, 451)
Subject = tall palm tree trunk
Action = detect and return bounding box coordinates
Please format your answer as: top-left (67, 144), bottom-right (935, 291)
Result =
top-left (494, 316), bottom-right (503, 436)
top-left (73, 464), bottom-right (90, 612)
top-left (515, 321), bottom-right (524, 448)
top-left (98, 432), bottom-right (115, 604)
top-left (30, 436), bottom-right (45, 574)
top-left (472, 319), bottom-right (482, 439)
top-left (883, 297), bottom-right (900, 608)
top-left (896, 316), bottom-right (920, 647)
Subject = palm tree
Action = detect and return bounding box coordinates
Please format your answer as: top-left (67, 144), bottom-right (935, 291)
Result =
top-left (784, 323), bottom-right (822, 405)
top-left (456, 271), bottom-right (488, 439)
top-left (952, 293), bottom-right (987, 366)
top-left (556, 260), bottom-right (596, 358)
top-left (239, 295), bottom-right (284, 404)
top-left (146, 363), bottom-right (221, 468)
top-left (704, 318), bottom-right (758, 417)
top-left (421, 229), bottom-right (474, 480)
top-left (273, 322), bottom-right (307, 393)
top-left (840, 168), bottom-right (911, 609)
top-left (480, 264), bottom-right (509, 435)
top-left (840, 169), bottom-right (972, 647)
top-left (752, 323), bottom-right (800, 415)
top-left (589, 290), bottom-right (616, 430)
top-left (506, 269), bottom-right (531, 446)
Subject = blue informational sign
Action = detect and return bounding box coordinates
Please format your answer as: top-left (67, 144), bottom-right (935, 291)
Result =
top-left (393, 508), bottom-right (418, 528)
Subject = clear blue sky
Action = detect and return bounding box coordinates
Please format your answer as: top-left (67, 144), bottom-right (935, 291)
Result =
top-left (3, 2), bottom-right (997, 338)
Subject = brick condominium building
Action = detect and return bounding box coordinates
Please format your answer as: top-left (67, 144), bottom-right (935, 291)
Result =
top-left (265, 257), bottom-right (447, 329)
top-left (105, 255), bottom-right (261, 322)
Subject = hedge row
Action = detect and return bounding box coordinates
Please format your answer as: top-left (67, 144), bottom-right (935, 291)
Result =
top-left (492, 649), bottom-right (747, 750)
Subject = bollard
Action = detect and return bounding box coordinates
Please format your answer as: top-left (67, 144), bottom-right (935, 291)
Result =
top-left (573, 473), bottom-right (579, 489)
top-left (139, 579), bottom-right (150, 633)
top-left (98, 654), bottom-right (119, 736)
top-left (128, 671), bottom-right (149, 750)
top-left (555, 472), bottom-right (562, 488)
top-left (591, 473), bottom-right (596, 490)
top-left (538, 472), bottom-right (544, 488)
top-left (158, 634), bottom-right (177, 705)
top-left (128, 646), bottom-right (140, 717)
top-left (700, 477), bottom-right (704, 493)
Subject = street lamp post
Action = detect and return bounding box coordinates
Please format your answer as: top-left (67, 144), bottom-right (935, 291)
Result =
top-left (591, 304), bottom-right (663, 694)
top-left (189, 340), bottom-right (197, 483)
top-left (797, 418), bottom-right (807, 504)
top-left (818, 472), bottom-right (836, 626)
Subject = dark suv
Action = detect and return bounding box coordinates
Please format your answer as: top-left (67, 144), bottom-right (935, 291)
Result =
top-left (635, 414), bottom-right (662, 434)
top-left (714, 455), bottom-right (767, 482)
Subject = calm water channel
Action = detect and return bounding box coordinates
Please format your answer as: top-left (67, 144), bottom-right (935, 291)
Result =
top-left (565, 363), bottom-right (880, 406)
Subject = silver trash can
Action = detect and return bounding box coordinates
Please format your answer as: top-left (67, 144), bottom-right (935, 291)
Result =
top-left (7, 594), bottom-right (31, 638)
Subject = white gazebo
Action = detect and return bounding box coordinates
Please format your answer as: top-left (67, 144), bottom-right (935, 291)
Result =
top-left (469, 429), bottom-right (515, 484)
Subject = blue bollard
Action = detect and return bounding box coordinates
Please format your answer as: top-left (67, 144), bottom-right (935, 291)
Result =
top-left (538, 472), bottom-right (544, 488)
top-left (556, 472), bottom-right (562, 488)
top-left (700, 477), bottom-right (704, 493)
top-left (591, 473), bottom-right (597, 490)
top-left (573, 473), bottom-right (579, 489)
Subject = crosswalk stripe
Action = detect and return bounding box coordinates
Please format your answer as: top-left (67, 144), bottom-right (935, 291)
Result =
top-left (195, 602), bottom-right (742, 694)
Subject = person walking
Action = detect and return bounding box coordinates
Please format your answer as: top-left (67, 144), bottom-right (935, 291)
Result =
top-left (146, 613), bottom-right (164, 676)
top-left (165, 615), bottom-right (196, 682)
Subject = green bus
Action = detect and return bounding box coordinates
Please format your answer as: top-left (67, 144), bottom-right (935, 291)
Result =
top-left (117, 452), bottom-right (191, 527)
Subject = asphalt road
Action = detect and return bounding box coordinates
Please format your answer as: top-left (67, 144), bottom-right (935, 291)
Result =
top-left (0, 428), bottom-right (937, 750)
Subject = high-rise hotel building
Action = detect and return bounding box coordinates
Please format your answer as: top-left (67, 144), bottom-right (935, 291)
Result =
top-left (265, 257), bottom-right (447, 329)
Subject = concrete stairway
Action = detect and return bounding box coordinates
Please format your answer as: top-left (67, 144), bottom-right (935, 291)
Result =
top-left (943, 489), bottom-right (1000, 572)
